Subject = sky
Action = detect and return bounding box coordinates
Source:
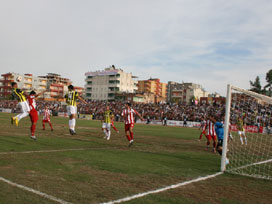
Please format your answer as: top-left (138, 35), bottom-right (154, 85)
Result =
top-left (0, 0), bottom-right (272, 95)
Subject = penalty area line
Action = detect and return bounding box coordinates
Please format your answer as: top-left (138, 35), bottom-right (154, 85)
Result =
top-left (0, 176), bottom-right (74, 204)
top-left (101, 172), bottom-right (223, 204)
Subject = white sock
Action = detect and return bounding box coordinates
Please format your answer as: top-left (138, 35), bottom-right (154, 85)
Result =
top-left (107, 129), bottom-right (111, 139)
top-left (103, 129), bottom-right (108, 137)
top-left (240, 136), bottom-right (244, 144)
top-left (244, 137), bottom-right (247, 145)
top-left (72, 118), bottom-right (76, 131)
top-left (69, 120), bottom-right (73, 129)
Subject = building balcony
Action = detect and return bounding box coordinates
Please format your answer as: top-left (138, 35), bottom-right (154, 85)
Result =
top-left (39, 81), bottom-right (47, 85)
top-left (172, 95), bottom-right (183, 98)
top-left (0, 85), bottom-right (11, 89)
top-left (108, 84), bottom-right (120, 88)
top-left (109, 80), bottom-right (120, 84)
top-left (50, 89), bottom-right (63, 92)
top-left (85, 84), bottom-right (92, 88)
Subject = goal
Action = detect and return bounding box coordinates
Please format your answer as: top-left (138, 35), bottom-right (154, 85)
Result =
top-left (221, 84), bottom-right (272, 180)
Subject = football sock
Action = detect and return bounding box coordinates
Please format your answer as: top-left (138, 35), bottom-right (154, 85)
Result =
top-left (126, 134), bottom-right (131, 141)
top-left (112, 125), bottom-right (118, 132)
top-left (31, 124), bottom-right (36, 136)
top-left (49, 122), bottom-right (53, 130)
top-left (130, 132), bottom-right (134, 140)
top-left (213, 141), bottom-right (216, 148)
top-left (103, 129), bottom-right (108, 137)
top-left (240, 136), bottom-right (244, 144)
top-left (69, 120), bottom-right (73, 130)
top-left (72, 119), bottom-right (76, 131)
top-left (107, 129), bottom-right (111, 139)
top-left (244, 137), bottom-right (247, 145)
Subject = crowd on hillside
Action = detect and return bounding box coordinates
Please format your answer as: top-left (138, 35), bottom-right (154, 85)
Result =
top-left (1, 97), bottom-right (271, 127)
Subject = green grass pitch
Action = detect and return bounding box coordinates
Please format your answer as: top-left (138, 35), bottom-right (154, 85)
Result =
top-left (0, 113), bottom-right (271, 204)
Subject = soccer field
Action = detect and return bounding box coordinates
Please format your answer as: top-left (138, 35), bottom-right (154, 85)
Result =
top-left (0, 113), bottom-right (271, 204)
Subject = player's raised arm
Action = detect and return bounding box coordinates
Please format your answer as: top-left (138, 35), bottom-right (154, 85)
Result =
top-left (35, 89), bottom-right (48, 97)
top-left (78, 95), bottom-right (88, 104)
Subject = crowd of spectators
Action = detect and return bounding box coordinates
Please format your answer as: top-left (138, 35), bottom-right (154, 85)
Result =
top-left (1, 94), bottom-right (271, 127)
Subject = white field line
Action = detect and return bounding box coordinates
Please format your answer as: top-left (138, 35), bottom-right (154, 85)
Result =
top-left (0, 176), bottom-right (74, 204)
top-left (0, 147), bottom-right (111, 155)
top-left (100, 172), bottom-right (223, 204)
top-left (232, 158), bottom-right (272, 171)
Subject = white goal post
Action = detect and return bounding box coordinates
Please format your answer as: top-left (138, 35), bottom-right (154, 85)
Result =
top-left (221, 84), bottom-right (272, 180)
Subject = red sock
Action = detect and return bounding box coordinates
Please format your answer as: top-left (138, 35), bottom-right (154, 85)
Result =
top-left (199, 133), bottom-right (203, 140)
top-left (130, 132), bottom-right (134, 140)
top-left (42, 121), bottom-right (45, 129)
top-left (213, 140), bottom-right (216, 148)
top-left (49, 122), bottom-right (53, 130)
top-left (31, 124), bottom-right (36, 136)
top-left (112, 125), bottom-right (118, 132)
top-left (126, 134), bottom-right (131, 141)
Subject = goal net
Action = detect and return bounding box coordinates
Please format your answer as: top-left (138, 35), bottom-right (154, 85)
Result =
top-left (221, 85), bottom-right (272, 180)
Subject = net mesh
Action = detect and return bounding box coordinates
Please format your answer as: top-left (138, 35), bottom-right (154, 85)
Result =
top-left (225, 87), bottom-right (272, 180)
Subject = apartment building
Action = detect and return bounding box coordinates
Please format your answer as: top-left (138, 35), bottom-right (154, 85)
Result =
top-left (0, 73), bottom-right (47, 98)
top-left (168, 82), bottom-right (209, 104)
top-left (137, 78), bottom-right (167, 100)
top-left (85, 65), bottom-right (137, 101)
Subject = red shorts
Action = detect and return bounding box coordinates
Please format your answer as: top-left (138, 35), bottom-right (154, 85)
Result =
top-left (29, 110), bottom-right (38, 123)
top-left (43, 119), bottom-right (51, 123)
top-left (125, 123), bottom-right (134, 131)
top-left (206, 134), bottom-right (216, 141)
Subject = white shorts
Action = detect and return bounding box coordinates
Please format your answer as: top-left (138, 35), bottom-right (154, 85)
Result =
top-left (18, 101), bottom-right (30, 113)
top-left (102, 123), bottom-right (111, 129)
top-left (67, 105), bottom-right (77, 116)
top-left (238, 131), bottom-right (245, 135)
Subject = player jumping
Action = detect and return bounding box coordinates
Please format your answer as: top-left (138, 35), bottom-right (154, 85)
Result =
top-left (65, 85), bottom-right (87, 135)
top-left (27, 90), bottom-right (47, 140)
top-left (11, 82), bottom-right (30, 126)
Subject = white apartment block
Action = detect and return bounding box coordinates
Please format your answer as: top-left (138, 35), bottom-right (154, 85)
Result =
top-left (0, 72), bottom-right (49, 98)
top-left (170, 82), bottom-right (209, 104)
top-left (85, 65), bottom-right (137, 101)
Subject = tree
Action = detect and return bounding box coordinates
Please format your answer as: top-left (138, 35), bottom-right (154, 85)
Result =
top-left (264, 69), bottom-right (272, 96)
top-left (249, 76), bottom-right (262, 94)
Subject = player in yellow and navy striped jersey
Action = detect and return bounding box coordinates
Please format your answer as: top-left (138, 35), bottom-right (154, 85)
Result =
top-left (11, 82), bottom-right (30, 126)
top-left (65, 85), bottom-right (87, 135)
top-left (101, 105), bottom-right (113, 140)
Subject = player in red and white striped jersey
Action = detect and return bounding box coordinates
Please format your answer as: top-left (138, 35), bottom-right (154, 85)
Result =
top-left (198, 118), bottom-right (207, 141)
top-left (27, 90), bottom-right (47, 140)
top-left (121, 102), bottom-right (144, 147)
top-left (42, 106), bottom-right (53, 131)
top-left (205, 119), bottom-right (217, 152)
